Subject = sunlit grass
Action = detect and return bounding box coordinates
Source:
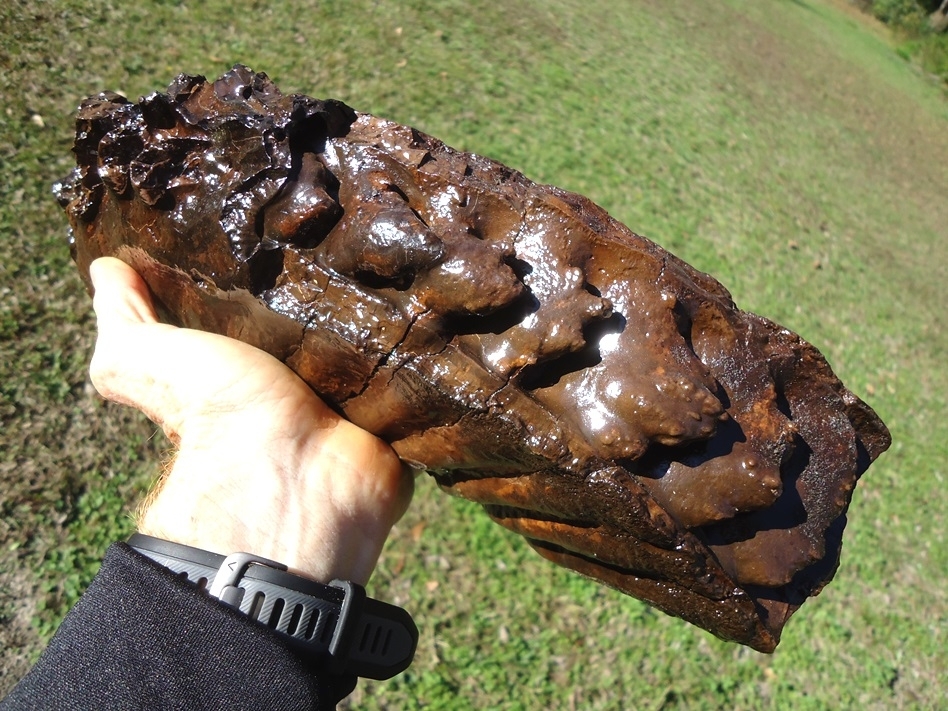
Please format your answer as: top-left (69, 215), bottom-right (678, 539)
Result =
top-left (1, 0), bottom-right (946, 707)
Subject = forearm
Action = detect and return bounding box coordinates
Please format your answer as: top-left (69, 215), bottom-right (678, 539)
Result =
top-left (0, 257), bottom-right (417, 709)
top-left (0, 544), bottom-right (352, 711)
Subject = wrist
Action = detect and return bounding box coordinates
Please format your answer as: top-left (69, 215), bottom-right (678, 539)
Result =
top-left (136, 428), bottom-right (411, 586)
top-left (135, 446), bottom-right (335, 581)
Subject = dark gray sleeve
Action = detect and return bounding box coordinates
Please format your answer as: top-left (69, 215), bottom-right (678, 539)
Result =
top-left (0, 543), bottom-right (355, 710)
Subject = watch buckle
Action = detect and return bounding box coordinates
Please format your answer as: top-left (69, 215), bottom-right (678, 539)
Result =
top-left (209, 552), bottom-right (288, 606)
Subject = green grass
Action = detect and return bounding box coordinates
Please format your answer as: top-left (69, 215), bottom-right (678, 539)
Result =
top-left (2, 0), bottom-right (947, 708)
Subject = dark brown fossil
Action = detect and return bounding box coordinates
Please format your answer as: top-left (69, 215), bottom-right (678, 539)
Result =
top-left (55, 66), bottom-right (890, 652)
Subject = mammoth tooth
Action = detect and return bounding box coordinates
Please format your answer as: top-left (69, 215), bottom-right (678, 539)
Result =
top-left (56, 66), bottom-right (891, 653)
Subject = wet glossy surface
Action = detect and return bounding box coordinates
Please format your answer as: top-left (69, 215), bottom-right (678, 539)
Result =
top-left (56, 66), bottom-right (891, 652)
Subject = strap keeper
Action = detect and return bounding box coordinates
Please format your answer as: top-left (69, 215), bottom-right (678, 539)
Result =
top-left (327, 580), bottom-right (367, 674)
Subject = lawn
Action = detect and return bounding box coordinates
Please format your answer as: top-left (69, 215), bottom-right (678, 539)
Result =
top-left (1, 0), bottom-right (946, 708)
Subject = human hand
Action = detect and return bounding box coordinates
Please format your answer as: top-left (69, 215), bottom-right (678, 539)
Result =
top-left (88, 257), bottom-right (414, 585)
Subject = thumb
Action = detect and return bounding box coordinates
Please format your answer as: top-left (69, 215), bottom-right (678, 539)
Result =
top-left (87, 257), bottom-right (311, 444)
top-left (88, 256), bottom-right (186, 436)
top-left (89, 256), bottom-right (161, 328)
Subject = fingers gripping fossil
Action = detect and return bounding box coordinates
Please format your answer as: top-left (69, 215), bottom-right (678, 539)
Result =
top-left (55, 66), bottom-right (891, 652)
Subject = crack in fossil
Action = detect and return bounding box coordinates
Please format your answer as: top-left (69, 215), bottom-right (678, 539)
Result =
top-left (340, 305), bottom-right (434, 407)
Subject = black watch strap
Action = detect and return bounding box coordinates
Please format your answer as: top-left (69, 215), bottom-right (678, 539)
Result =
top-left (127, 533), bottom-right (417, 680)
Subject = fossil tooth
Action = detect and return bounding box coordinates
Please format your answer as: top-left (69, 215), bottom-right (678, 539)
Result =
top-left (56, 66), bottom-right (891, 652)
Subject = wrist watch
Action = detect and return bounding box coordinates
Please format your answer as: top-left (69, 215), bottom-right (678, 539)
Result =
top-left (128, 533), bottom-right (417, 680)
